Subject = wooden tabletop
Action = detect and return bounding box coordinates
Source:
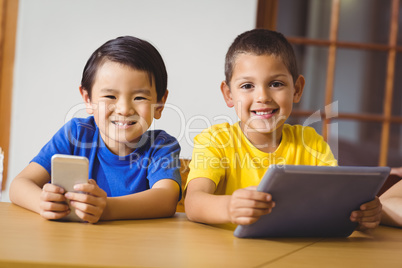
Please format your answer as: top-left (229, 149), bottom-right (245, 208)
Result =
top-left (1, 202), bottom-right (402, 268)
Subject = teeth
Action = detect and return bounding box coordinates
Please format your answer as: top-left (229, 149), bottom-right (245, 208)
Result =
top-left (255, 111), bottom-right (273, 115)
top-left (113, 121), bottom-right (135, 126)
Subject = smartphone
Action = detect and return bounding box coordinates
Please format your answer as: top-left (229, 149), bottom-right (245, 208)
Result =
top-left (51, 154), bottom-right (89, 222)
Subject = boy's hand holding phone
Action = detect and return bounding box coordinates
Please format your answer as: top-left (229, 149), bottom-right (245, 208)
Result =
top-left (65, 179), bottom-right (107, 224)
top-left (39, 183), bottom-right (70, 220)
top-left (50, 155), bottom-right (108, 223)
top-left (228, 186), bottom-right (275, 225)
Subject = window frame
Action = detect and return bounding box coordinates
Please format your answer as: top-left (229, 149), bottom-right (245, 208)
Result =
top-left (257, 0), bottom-right (402, 166)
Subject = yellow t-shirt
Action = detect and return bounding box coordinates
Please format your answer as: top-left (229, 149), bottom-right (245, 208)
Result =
top-left (187, 122), bottom-right (337, 195)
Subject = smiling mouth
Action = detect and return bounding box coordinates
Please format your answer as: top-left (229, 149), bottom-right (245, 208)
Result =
top-left (252, 109), bottom-right (278, 115)
top-left (111, 121), bottom-right (137, 127)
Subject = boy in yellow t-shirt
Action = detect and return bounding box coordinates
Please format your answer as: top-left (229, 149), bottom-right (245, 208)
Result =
top-left (185, 29), bottom-right (381, 231)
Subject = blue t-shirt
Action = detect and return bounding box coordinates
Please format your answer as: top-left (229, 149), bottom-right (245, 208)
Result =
top-left (32, 116), bottom-right (181, 198)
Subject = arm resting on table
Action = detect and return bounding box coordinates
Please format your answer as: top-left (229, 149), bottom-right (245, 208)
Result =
top-left (380, 179), bottom-right (402, 228)
top-left (185, 177), bottom-right (231, 224)
top-left (100, 179), bottom-right (180, 220)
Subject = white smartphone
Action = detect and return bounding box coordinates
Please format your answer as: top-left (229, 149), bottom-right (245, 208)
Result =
top-left (51, 154), bottom-right (89, 222)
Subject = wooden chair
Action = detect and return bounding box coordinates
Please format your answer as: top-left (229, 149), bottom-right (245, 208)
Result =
top-left (0, 147), bottom-right (3, 200)
top-left (176, 159), bottom-right (191, 212)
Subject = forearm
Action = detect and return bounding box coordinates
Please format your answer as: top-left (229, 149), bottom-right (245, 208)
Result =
top-left (380, 197), bottom-right (402, 228)
top-left (379, 180), bottom-right (402, 228)
top-left (9, 177), bottom-right (43, 214)
top-left (9, 162), bottom-right (52, 214)
top-left (101, 187), bottom-right (179, 220)
top-left (185, 191), bottom-right (231, 224)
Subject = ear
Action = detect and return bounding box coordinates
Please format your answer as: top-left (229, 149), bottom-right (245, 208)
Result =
top-left (293, 75), bottom-right (305, 103)
top-left (220, 81), bottom-right (234, 108)
top-left (79, 86), bottom-right (94, 114)
top-left (154, 90), bottom-right (169, 120)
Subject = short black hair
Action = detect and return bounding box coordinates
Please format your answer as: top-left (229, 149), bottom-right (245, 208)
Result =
top-left (224, 29), bottom-right (298, 85)
top-left (81, 36), bottom-right (167, 101)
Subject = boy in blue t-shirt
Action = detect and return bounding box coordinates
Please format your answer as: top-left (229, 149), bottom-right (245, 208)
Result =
top-left (10, 36), bottom-right (181, 223)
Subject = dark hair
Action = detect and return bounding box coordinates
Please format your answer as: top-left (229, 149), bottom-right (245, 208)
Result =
top-left (81, 36), bottom-right (167, 101)
top-left (224, 29), bottom-right (298, 85)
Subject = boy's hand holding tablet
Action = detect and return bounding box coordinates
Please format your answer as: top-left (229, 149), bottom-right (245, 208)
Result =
top-left (228, 186), bottom-right (275, 225)
top-left (350, 196), bottom-right (382, 231)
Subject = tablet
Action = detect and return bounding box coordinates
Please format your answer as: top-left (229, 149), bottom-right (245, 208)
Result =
top-left (234, 165), bottom-right (390, 238)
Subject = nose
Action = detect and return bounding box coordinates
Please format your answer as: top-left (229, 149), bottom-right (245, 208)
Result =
top-left (115, 98), bottom-right (134, 116)
top-left (256, 87), bottom-right (272, 103)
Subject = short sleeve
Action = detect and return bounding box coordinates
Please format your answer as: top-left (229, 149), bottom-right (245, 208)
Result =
top-left (186, 128), bottom-right (226, 188)
top-left (147, 132), bottom-right (181, 192)
top-left (298, 126), bottom-right (338, 166)
top-left (315, 135), bottom-right (338, 166)
top-left (31, 120), bottom-right (77, 174)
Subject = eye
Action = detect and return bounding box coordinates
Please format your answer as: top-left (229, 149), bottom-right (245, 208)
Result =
top-left (104, 95), bottom-right (116, 99)
top-left (240, 83), bottom-right (254, 90)
top-left (270, 81), bottom-right (284, 88)
top-left (134, 96), bottom-right (147, 101)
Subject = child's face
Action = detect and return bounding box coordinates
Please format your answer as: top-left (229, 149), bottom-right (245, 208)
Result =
top-left (221, 53), bottom-right (304, 139)
top-left (80, 61), bottom-right (167, 156)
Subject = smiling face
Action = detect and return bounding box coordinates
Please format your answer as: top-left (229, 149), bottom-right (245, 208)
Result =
top-left (80, 61), bottom-right (167, 156)
top-left (221, 53), bottom-right (304, 150)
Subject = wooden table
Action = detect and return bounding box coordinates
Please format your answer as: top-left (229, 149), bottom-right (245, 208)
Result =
top-left (1, 202), bottom-right (401, 268)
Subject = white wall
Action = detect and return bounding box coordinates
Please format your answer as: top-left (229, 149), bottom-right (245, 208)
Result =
top-left (2, 0), bottom-right (257, 201)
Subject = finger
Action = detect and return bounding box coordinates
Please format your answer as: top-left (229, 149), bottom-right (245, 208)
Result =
top-left (231, 207), bottom-right (273, 218)
top-left (231, 198), bottom-right (275, 210)
top-left (351, 206), bottom-right (381, 219)
top-left (360, 197), bottom-right (381, 210)
top-left (40, 201), bottom-right (69, 212)
top-left (233, 188), bottom-right (273, 202)
top-left (360, 214), bottom-right (382, 223)
top-left (73, 207), bottom-right (100, 224)
top-left (361, 207), bottom-right (382, 217)
top-left (73, 182), bottom-right (107, 198)
top-left (358, 220), bottom-right (380, 230)
top-left (233, 216), bottom-right (261, 225)
top-left (351, 201), bottom-right (382, 218)
top-left (70, 200), bottom-right (102, 216)
top-left (40, 191), bottom-right (67, 203)
top-left (40, 210), bottom-right (70, 220)
top-left (351, 212), bottom-right (381, 222)
top-left (66, 192), bottom-right (106, 215)
top-left (65, 192), bottom-right (98, 204)
top-left (350, 210), bottom-right (381, 223)
top-left (243, 186), bottom-right (258, 191)
top-left (43, 183), bottom-right (65, 194)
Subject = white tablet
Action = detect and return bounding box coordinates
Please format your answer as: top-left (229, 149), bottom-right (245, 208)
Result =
top-left (234, 165), bottom-right (390, 238)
